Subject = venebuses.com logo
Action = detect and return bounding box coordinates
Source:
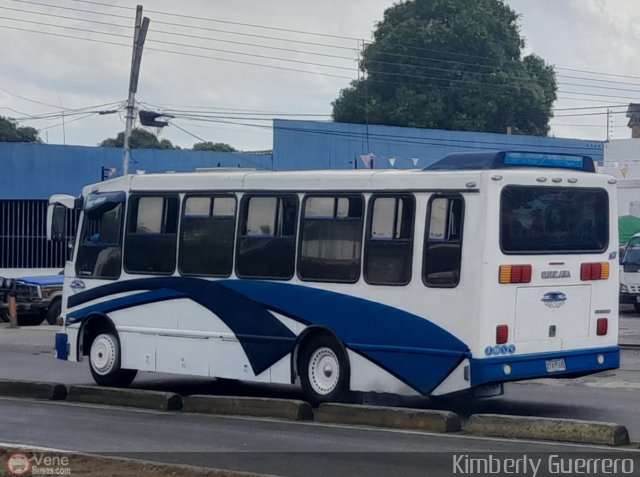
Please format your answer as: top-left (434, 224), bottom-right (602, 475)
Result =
top-left (6, 452), bottom-right (71, 476)
top-left (6, 453), bottom-right (30, 476)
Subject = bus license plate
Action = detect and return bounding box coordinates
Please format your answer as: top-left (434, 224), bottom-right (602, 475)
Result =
top-left (546, 358), bottom-right (566, 373)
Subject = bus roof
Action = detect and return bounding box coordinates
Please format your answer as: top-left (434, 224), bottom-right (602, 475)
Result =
top-left (85, 158), bottom-right (608, 196)
top-left (425, 151), bottom-right (596, 173)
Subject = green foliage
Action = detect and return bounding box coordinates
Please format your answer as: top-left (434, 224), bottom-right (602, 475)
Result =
top-left (332, 0), bottom-right (557, 136)
top-left (192, 141), bottom-right (237, 152)
top-left (99, 128), bottom-right (176, 149)
top-left (0, 116), bottom-right (40, 142)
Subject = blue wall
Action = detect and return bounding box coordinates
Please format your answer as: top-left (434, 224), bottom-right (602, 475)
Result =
top-left (0, 143), bottom-right (273, 199)
top-left (1, 121), bottom-right (606, 199)
top-left (272, 120), bottom-right (605, 170)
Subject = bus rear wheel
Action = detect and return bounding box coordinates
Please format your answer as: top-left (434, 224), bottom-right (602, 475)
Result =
top-left (89, 332), bottom-right (137, 387)
top-left (299, 335), bottom-right (349, 404)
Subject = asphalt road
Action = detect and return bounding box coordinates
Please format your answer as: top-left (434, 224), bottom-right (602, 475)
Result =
top-left (2, 323), bottom-right (640, 441)
top-left (2, 322), bottom-right (640, 475)
top-left (1, 397), bottom-right (639, 477)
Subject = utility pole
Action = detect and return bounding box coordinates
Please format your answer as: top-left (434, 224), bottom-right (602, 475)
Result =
top-left (123, 5), bottom-right (150, 176)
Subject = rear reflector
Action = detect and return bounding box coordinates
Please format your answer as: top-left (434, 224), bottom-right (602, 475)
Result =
top-left (499, 265), bottom-right (532, 284)
top-left (596, 318), bottom-right (608, 336)
top-left (580, 262), bottom-right (609, 280)
top-left (496, 325), bottom-right (509, 344)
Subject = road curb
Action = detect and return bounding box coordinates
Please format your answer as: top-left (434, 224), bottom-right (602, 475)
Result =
top-left (66, 385), bottom-right (183, 411)
top-left (0, 379), bottom-right (67, 400)
top-left (314, 403), bottom-right (461, 432)
top-left (183, 395), bottom-right (313, 420)
top-left (466, 414), bottom-right (630, 446)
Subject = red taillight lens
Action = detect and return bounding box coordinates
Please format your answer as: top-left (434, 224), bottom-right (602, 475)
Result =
top-left (499, 265), bottom-right (532, 284)
top-left (581, 262), bottom-right (610, 281)
top-left (496, 325), bottom-right (509, 344)
top-left (596, 318), bottom-right (608, 336)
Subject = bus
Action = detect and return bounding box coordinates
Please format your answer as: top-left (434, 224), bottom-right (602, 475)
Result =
top-left (48, 151), bottom-right (620, 403)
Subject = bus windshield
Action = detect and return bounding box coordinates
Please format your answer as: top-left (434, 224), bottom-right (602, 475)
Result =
top-left (500, 186), bottom-right (608, 254)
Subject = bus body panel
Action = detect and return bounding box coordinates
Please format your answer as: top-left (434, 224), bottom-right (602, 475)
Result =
top-left (54, 161), bottom-right (620, 398)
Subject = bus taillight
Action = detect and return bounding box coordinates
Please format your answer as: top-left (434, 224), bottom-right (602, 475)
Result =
top-left (496, 325), bottom-right (509, 344)
top-left (596, 318), bottom-right (608, 336)
top-left (499, 265), bottom-right (532, 284)
top-left (580, 262), bottom-right (609, 281)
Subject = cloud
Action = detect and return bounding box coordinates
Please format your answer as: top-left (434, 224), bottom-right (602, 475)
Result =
top-left (1, 0), bottom-right (636, 147)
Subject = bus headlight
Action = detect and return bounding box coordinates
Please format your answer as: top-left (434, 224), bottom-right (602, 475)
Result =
top-left (620, 284), bottom-right (628, 293)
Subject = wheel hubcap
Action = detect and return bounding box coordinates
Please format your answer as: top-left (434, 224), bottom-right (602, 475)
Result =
top-left (90, 335), bottom-right (117, 375)
top-left (308, 347), bottom-right (340, 395)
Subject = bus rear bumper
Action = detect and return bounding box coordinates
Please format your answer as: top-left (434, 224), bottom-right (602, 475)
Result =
top-left (469, 346), bottom-right (619, 387)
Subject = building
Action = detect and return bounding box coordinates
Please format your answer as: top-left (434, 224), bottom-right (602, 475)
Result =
top-left (0, 121), bottom-right (605, 276)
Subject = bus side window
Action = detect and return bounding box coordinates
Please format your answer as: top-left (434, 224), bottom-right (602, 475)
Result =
top-left (364, 195), bottom-right (415, 285)
top-left (423, 195), bottom-right (464, 288)
top-left (298, 195), bottom-right (364, 283)
top-left (124, 195), bottom-right (179, 275)
top-left (236, 194), bottom-right (298, 279)
top-left (179, 195), bottom-right (237, 277)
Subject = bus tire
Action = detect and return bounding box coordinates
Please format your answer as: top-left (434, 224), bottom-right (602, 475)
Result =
top-left (46, 299), bottom-right (62, 325)
top-left (634, 303), bottom-right (640, 315)
top-left (89, 332), bottom-right (137, 387)
top-left (299, 335), bottom-right (350, 404)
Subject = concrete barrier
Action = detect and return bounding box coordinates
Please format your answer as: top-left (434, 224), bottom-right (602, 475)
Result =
top-left (183, 395), bottom-right (313, 421)
top-left (315, 403), bottom-right (461, 432)
top-left (0, 379), bottom-right (67, 400)
top-left (466, 414), bottom-right (630, 446)
top-left (66, 385), bottom-right (182, 411)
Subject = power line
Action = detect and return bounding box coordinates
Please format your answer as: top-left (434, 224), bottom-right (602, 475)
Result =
top-left (9, 0), bottom-right (131, 19)
top-left (170, 121), bottom-right (207, 143)
top-left (21, 0), bottom-right (640, 94)
top-left (4, 5), bottom-right (640, 120)
top-left (37, 111), bottom-right (97, 131)
top-left (6, 20), bottom-right (640, 112)
top-left (14, 0), bottom-right (356, 50)
top-left (69, 0), bottom-right (360, 41)
top-left (0, 4), bottom-right (130, 29)
top-left (6, 6), bottom-right (640, 101)
top-left (1, 4), bottom-right (359, 62)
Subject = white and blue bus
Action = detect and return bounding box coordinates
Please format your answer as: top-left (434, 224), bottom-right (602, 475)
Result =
top-left (48, 151), bottom-right (620, 403)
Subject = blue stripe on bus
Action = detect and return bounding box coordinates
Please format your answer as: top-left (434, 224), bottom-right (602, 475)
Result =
top-left (67, 277), bottom-right (297, 376)
top-left (67, 277), bottom-right (470, 394)
top-left (67, 289), bottom-right (185, 323)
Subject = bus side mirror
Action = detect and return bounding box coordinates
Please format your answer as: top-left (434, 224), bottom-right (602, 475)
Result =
top-left (47, 194), bottom-right (78, 241)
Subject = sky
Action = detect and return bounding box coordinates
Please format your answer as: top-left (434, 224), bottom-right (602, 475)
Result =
top-left (1, 0), bottom-right (640, 151)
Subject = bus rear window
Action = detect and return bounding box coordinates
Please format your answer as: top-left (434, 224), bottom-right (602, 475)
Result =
top-left (500, 186), bottom-right (608, 254)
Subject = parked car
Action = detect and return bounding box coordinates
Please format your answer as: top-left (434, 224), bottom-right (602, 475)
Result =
top-left (620, 234), bottom-right (640, 314)
top-left (0, 273), bottom-right (63, 326)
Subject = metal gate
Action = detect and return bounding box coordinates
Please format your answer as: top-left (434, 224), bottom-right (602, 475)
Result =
top-left (0, 200), bottom-right (79, 269)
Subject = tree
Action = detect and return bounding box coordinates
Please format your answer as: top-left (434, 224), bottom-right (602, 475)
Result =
top-left (0, 116), bottom-right (40, 142)
top-left (99, 128), bottom-right (176, 149)
top-left (192, 141), bottom-right (237, 152)
top-left (332, 0), bottom-right (557, 136)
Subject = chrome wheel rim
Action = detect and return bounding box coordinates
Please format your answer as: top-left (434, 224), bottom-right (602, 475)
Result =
top-left (308, 347), bottom-right (340, 395)
top-left (90, 334), bottom-right (117, 376)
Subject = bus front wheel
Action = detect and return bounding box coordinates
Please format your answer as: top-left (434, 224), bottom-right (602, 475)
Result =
top-left (299, 335), bottom-right (350, 404)
top-left (89, 332), bottom-right (137, 387)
